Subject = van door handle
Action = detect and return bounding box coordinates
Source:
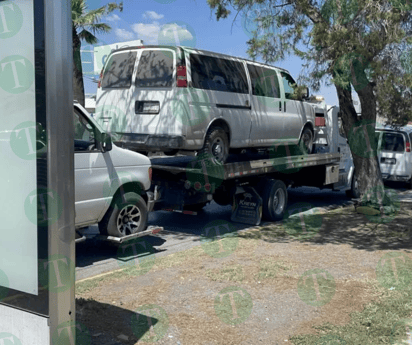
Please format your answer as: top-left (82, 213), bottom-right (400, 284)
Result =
top-left (284, 101), bottom-right (286, 112)
top-left (279, 101), bottom-right (282, 112)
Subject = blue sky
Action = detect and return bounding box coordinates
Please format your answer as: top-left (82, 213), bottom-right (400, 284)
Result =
top-left (83, 0), bottom-right (341, 106)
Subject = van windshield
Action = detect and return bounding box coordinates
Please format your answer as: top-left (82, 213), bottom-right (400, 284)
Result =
top-left (377, 131), bottom-right (405, 152)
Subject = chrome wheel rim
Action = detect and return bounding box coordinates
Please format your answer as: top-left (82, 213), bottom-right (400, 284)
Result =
top-left (211, 137), bottom-right (225, 162)
top-left (116, 204), bottom-right (141, 235)
top-left (272, 188), bottom-right (286, 215)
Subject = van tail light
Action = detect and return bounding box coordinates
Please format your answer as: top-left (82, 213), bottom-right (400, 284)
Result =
top-left (315, 117), bottom-right (326, 127)
top-left (176, 65), bottom-right (187, 88)
top-left (148, 167), bottom-right (152, 182)
top-left (406, 142), bottom-right (411, 152)
top-left (97, 69), bottom-right (103, 88)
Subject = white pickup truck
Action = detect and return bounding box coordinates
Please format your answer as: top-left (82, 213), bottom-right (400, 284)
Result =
top-left (73, 102), bottom-right (153, 237)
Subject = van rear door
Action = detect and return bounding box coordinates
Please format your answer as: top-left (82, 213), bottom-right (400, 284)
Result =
top-left (377, 130), bottom-right (409, 179)
top-left (95, 50), bottom-right (137, 136)
top-left (130, 48), bottom-right (180, 140)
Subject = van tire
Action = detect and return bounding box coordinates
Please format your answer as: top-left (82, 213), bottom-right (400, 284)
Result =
top-left (261, 179), bottom-right (288, 221)
top-left (199, 127), bottom-right (229, 164)
top-left (299, 127), bottom-right (314, 154)
top-left (99, 192), bottom-right (148, 238)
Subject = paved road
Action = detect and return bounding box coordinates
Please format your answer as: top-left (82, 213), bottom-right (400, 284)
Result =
top-left (75, 185), bottom-right (359, 281)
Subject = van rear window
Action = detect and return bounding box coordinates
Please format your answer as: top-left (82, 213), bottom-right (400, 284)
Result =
top-left (135, 50), bottom-right (174, 88)
top-left (101, 51), bottom-right (137, 88)
top-left (190, 54), bottom-right (248, 94)
top-left (380, 132), bottom-right (405, 152)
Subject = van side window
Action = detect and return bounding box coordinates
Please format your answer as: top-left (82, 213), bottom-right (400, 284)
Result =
top-left (101, 51), bottom-right (137, 89)
top-left (247, 64), bottom-right (280, 98)
top-left (281, 72), bottom-right (296, 100)
top-left (135, 50), bottom-right (174, 88)
top-left (190, 54), bottom-right (248, 94)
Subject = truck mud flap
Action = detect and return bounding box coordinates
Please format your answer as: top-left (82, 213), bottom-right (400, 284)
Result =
top-left (231, 186), bottom-right (263, 226)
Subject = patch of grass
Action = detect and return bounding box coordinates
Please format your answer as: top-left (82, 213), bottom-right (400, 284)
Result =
top-left (290, 283), bottom-right (412, 344)
top-left (257, 258), bottom-right (291, 280)
top-left (154, 245), bottom-right (207, 270)
top-left (76, 277), bottom-right (106, 295)
top-left (206, 264), bottom-right (245, 282)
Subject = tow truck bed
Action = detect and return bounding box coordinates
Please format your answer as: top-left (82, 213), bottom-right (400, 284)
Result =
top-left (150, 152), bottom-right (340, 180)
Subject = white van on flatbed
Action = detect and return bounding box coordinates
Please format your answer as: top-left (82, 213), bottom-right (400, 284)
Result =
top-left (95, 45), bottom-right (317, 163)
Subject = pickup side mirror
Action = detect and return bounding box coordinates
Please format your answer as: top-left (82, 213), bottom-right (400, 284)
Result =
top-left (100, 133), bottom-right (112, 152)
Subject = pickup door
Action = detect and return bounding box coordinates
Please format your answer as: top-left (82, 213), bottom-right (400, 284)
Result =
top-left (74, 106), bottom-right (111, 226)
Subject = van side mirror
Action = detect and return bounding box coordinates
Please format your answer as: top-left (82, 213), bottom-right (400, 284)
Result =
top-left (302, 86), bottom-right (310, 100)
top-left (101, 133), bottom-right (112, 152)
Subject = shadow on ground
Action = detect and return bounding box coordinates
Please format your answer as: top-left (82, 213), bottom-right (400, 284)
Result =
top-left (240, 203), bottom-right (412, 252)
top-left (76, 298), bottom-right (160, 345)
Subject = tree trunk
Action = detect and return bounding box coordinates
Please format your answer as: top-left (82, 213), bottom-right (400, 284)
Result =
top-left (335, 82), bottom-right (386, 206)
top-left (73, 26), bottom-right (85, 107)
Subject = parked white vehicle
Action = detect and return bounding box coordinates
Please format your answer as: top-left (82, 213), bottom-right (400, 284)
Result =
top-left (95, 46), bottom-right (317, 163)
top-left (308, 97), bottom-right (358, 197)
top-left (375, 125), bottom-right (412, 188)
top-left (73, 102), bottom-right (153, 237)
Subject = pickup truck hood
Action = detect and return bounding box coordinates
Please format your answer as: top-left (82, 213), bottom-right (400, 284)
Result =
top-left (109, 144), bottom-right (151, 167)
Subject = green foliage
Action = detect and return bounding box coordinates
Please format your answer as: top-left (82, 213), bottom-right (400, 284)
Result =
top-left (207, 0), bottom-right (412, 132)
top-left (72, 0), bottom-right (123, 43)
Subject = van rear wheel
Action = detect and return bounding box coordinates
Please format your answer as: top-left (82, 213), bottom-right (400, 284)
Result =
top-left (99, 192), bottom-right (148, 237)
top-left (299, 127), bottom-right (314, 154)
top-left (199, 126), bottom-right (229, 164)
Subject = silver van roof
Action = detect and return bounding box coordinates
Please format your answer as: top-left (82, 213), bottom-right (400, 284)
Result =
top-left (109, 45), bottom-right (289, 74)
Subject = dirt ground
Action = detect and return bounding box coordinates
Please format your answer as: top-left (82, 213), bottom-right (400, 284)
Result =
top-left (75, 203), bottom-right (412, 345)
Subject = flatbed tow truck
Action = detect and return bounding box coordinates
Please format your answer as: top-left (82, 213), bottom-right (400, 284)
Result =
top-left (76, 98), bottom-right (357, 243)
top-left (150, 150), bottom-right (343, 225)
top-left (149, 99), bottom-right (357, 226)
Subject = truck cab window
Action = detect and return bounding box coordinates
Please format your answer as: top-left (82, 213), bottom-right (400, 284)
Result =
top-left (74, 109), bottom-right (97, 151)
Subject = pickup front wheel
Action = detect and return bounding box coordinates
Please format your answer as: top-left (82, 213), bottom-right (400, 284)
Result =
top-left (99, 192), bottom-right (148, 237)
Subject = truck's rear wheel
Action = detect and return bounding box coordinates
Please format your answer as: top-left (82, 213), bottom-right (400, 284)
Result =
top-left (184, 202), bottom-right (208, 212)
top-left (213, 191), bottom-right (232, 206)
top-left (261, 179), bottom-right (288, 221)
top-left (99, 192), bottom-right (148, 237)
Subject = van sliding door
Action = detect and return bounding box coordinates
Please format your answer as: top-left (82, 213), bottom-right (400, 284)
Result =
top-left (248, 64), bottom-right (283, 146)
